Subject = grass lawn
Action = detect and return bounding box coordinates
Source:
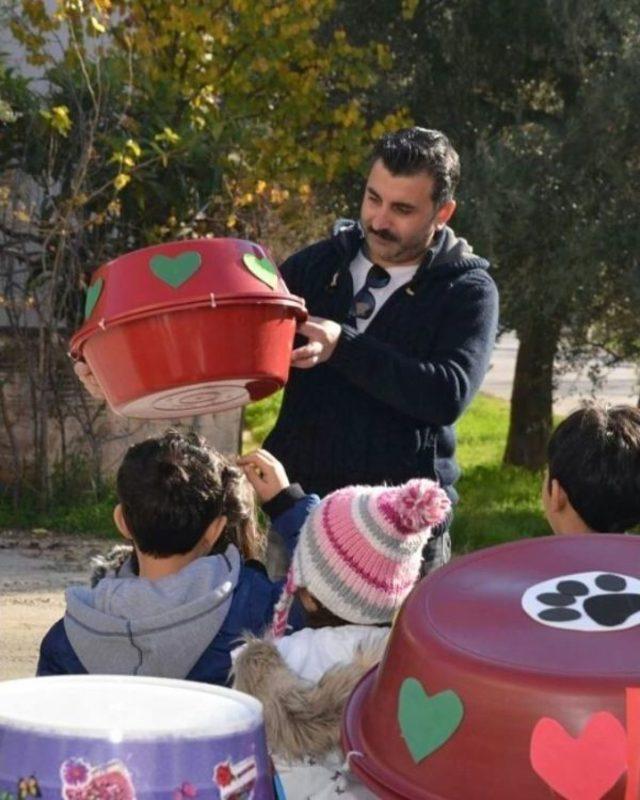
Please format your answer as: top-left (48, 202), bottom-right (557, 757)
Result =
top-left (242, 390), bottom-right (284, 453)
top-left (1, 392), bottom-right (550, 549)
top-left (453, 394), bottom-right (549, 552)
top-left (0, 489), bottom-right (118, 537)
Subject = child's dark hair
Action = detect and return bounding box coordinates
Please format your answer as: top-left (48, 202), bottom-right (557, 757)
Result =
top-left (547, 404), bottom-right (640, 532)
top-left (295, 589), bottom-right (350, 629)
top-left (295, 588), bottom-right (389, 630)
top-left (116, 429), bottom-right (262, 559)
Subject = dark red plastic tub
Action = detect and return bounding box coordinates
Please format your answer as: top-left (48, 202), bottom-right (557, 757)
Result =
top-left (342, 535), bottom-right (640, 800)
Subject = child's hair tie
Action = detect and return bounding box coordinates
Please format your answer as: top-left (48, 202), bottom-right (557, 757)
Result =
top-left (271, 568), bottom-right (297, 638)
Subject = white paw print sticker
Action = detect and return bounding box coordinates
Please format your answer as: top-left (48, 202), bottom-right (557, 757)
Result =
top-left (522, 571), bottom-right (640, 632)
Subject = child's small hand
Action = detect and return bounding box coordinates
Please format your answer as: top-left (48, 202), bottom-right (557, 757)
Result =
top-left (238, 449), bottom-right (290, 503)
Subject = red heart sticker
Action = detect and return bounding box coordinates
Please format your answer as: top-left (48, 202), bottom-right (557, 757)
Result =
top-left (530, 712), bottom-right (627, 800)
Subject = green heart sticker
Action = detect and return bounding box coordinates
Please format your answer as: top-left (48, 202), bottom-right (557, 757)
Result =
top-left (150, 251), bottom-right (202, 288)
top-left (84, 278), bottom-right (103, 319)
top-left (243, 253), bottom-right (278, 290)
top-left (398, 678), bottom-right (464, 763)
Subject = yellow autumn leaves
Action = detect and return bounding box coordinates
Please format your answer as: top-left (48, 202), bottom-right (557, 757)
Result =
top-left (14, 0), bottom-right (411, 233)
top-left (40, 105), bottom-right (72, 137)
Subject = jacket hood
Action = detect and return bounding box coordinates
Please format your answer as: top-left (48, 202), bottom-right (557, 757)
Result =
top-left (231, 632), bottom-right (387, 761)
top-left (64, 546), bottom-right (241, 678)
top-left (430, 226), bottom-right (488, 273)
top-left (332, 220), bottom-right (489, 282)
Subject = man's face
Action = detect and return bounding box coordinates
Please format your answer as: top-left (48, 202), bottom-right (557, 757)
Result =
top-left (360, 159), bottom-right (456, 267)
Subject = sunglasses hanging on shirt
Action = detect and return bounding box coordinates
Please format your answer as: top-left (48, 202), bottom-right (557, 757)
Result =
top-left (346, 264), bottom-right (391, 326)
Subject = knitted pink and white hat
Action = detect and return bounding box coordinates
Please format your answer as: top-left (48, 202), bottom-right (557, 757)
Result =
top-left (271, 478), bottom-right (451, 637)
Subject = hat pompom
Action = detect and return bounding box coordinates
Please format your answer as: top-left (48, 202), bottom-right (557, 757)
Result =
top-left (394, 479), bottom-right (451, 531)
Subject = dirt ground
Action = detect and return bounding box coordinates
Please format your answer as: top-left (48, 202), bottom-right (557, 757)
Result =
top-left (0, 529), bottom-right (109, 681)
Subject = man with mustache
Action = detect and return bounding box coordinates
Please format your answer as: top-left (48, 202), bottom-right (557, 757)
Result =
top-left (263, 128), bottom-right (499, 570)
top-left (76, 128), bottom-right (498, 571)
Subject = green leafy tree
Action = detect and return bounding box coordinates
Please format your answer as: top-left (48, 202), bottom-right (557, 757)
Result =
top-left (1, 0), bottom-right (407, 504)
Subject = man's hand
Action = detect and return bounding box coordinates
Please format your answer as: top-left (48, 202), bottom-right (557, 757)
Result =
top-left (291, 316), bottom-right (342, 369)
top-left (238, 449), bottom-right (290, 503)
top-left (74, 361), bottom-right (106, 400)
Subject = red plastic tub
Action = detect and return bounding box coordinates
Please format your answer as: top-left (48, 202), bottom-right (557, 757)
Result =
top-left (69, 238), bottom-right (306, 418)
top-left (342, 535), bottom-right (640, 799)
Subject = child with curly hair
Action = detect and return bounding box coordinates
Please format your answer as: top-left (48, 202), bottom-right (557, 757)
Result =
top-left (37, 430), bottom-right (304, 684)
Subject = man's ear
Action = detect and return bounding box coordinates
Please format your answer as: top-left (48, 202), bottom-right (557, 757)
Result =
top-left (435, 199), bottom-right (456, 230)
top-left (202, 515), bottom-right (228, 550)
top-left (113, 504), bottom-right (132, 541)
top-left (549, 479), bottom-right (569, 513)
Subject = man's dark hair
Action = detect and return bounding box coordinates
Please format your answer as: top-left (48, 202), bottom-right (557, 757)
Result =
top-left (371, 127), bottom-right (460, 206)
top-left (547, 404), bottom-right (640, 532)
top-left (116, 429), bottom-right (258, 558)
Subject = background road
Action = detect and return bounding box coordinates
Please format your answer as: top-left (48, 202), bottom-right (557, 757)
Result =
top-left (481, 332), bottom-right (639, 415)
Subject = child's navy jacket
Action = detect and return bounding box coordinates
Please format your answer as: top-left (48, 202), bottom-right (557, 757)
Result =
top-left (36, 494), bottom-right (316, 684)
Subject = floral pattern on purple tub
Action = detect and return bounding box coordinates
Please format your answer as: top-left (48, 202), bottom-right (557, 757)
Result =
top-left (0, 677), bottom-right (273, 800)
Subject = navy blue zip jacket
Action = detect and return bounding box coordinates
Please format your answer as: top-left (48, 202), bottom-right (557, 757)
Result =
top-left (36, 528), bottom-right (310, 686)
top-left (264, 223), bottom-right (499, 500)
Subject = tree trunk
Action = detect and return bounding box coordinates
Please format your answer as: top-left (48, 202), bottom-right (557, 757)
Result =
top-left (35, 326), bottom-right (51, 510)
top-left (0, 377), bottom-right (23, 507)
top-left (503, 320), bottom-right (561, 470)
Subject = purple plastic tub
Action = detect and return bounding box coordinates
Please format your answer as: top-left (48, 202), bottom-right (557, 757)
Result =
top-left (0, 675), bottom-right (273, 800)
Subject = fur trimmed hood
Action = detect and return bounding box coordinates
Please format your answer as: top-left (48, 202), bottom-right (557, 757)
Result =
top-left (90, 544), bottom-right (137, 586)
top-left (231, 634), bottom-right (386, 762)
